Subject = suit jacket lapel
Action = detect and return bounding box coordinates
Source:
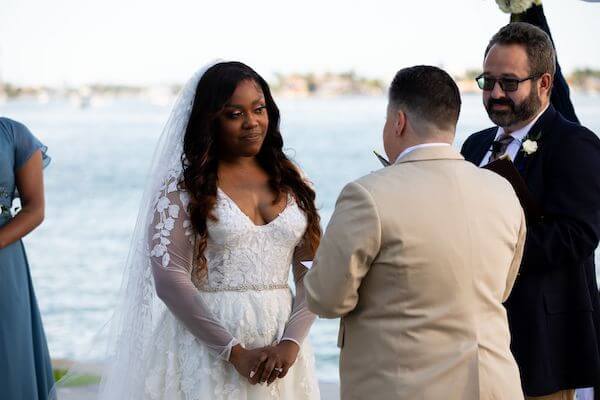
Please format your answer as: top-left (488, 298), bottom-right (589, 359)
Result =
top-left (470, 128), bottom-right (497, 165)
top-left (515, 105), bottom-right (557, 180)
top-left (513, 105), bottom-right (558, 203)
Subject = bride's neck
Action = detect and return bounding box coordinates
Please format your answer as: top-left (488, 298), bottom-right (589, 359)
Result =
top-left (218, 155), bottom-right (260, 169)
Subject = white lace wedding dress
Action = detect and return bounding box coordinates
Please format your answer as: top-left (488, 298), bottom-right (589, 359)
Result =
top-left (143, 175), bottom-right (320, 400)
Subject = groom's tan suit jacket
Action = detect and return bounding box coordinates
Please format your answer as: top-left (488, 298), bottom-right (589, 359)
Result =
top-left (304, 146), bottom-right (526, 400)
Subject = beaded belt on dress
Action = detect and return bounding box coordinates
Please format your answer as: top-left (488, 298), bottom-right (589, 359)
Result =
top-left (197, 283), bottom-right (290, 292)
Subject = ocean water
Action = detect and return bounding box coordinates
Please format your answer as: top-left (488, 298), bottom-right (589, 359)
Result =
top-left (2, 94), bottom-right (599, 382)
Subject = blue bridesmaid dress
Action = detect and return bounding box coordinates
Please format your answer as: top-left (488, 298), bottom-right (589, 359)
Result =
top-left (0, 117), bottom-right (54, 399)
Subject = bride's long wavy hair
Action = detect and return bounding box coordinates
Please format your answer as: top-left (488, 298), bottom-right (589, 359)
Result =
top-left (181, 61), bottom-right (321, 282)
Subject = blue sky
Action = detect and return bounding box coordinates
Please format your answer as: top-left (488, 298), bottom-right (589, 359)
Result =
top-left (1, 0), bottom-right (598, 85)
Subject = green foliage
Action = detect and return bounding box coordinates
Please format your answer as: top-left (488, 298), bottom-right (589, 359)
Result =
top-left (463, 69), bottom-right (481, 81)
top-left (571, 68), bottom-right (600, 85)
top-left (53, 368), bottom-right (100, 387)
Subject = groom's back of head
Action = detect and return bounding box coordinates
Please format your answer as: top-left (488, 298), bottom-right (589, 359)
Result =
top-left (389, 66), bottom-right (461, 135)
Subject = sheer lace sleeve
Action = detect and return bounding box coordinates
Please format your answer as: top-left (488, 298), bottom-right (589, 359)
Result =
top-left (280, 204), bottom-right (317, 347)
top-left (149, 179), bottom-right (239, 361)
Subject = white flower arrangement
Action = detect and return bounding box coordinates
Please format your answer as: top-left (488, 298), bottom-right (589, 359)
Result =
top-left (495, 0), bottom-right (542, 14)
top-left (522, 139), bottom-right (539, 155)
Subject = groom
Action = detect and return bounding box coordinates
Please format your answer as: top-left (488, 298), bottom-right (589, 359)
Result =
top-left (304, 65), bottom-right (526, 400)
top-left (461, 22), bottom-right (600, 399)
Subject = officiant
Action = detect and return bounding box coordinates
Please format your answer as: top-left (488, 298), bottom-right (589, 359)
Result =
top-left (461, 22), bottom-right (600, 400)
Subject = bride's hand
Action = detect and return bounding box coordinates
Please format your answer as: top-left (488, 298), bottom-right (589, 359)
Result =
top-left (229, 344), bottom-right (268, 385)
top-left (255, 340), bottom-right (300, 385)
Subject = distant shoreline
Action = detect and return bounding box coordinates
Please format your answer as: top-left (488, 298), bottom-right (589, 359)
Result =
top-left (2, 69), bottom-right (599, 102)
top-left (0, 88), bottom-right (598, 109)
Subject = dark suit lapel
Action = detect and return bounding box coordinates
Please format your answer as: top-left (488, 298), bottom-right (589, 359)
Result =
top-left (514, 105), bottom-right (558, 201)
top-left (469, 128), bottom-right (497, 165)
top-left (515, 105), bottom-right (557, 179)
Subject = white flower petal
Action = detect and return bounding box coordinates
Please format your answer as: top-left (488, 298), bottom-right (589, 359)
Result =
top-left (179, 192), bottom-right (190, 209)
top-left (152, 233), bottom-right (161, 240)
top-left (157, 197), bottom-right (170, 211)
top-left (164, 218), bottom-right (175, 230)
top-left (495, 0), bottom-right (535, 13)
top-left (160, 237), bottom-right (171, 245)
top-left (167, 181), bottom-right (178, 193)
top-left (522, 140), bottom-right (538, 155)
top-left (168, 204), bottom-right (180, 218)
top-left (161, 229), bottom-right (171, 237)
top-left (151, 244), bottom-right (166, 257)
top-left (162, 253), bottom-right (171, 268)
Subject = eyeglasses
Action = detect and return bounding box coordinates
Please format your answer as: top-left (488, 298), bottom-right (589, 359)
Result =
top-left (475, 74), bottom-right (540, 92)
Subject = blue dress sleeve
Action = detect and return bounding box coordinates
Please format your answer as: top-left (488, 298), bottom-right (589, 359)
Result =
top-left (12, 120), bottom-right (51, 171)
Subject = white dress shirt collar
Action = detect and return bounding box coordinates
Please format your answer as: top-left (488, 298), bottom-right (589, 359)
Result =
top-left (479, 104), bottom-right (549, 167)
top-left (394, 143), bottom-right (451, 164)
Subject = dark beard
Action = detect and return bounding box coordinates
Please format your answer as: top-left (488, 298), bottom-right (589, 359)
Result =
top-left (485, 88), bottom-right (541, 128)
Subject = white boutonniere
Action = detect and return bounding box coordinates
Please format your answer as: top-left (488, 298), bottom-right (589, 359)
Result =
top-left (522, 139), bottom-right (538, 155)
top-left (521, 129), bottom-right (542, 156)
top-left (495, 0), bottom-right (542, 14)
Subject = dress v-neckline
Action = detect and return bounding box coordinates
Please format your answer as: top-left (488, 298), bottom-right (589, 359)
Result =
top-left (217, 187), bottom-right (291, 228)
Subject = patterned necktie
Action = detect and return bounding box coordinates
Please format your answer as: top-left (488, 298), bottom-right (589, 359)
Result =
top-left (489, 134), bottom-right (515, 163)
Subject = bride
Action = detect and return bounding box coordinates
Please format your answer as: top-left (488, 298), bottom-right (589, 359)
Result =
top-left (98, 61), bottom-right (322, 399)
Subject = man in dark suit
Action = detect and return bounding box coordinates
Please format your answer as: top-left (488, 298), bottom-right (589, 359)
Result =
top-left (510, 3), bottom-right (579, 124)
top-left (461, 22), bottom-right (600, 400)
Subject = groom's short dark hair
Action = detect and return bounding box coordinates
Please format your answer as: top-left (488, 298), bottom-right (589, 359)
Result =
top-left (389, 65), bottom-right (461, 130)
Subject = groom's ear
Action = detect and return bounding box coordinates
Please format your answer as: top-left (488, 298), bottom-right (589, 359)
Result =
top-left (395, 110), bottom-right (407, 137)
